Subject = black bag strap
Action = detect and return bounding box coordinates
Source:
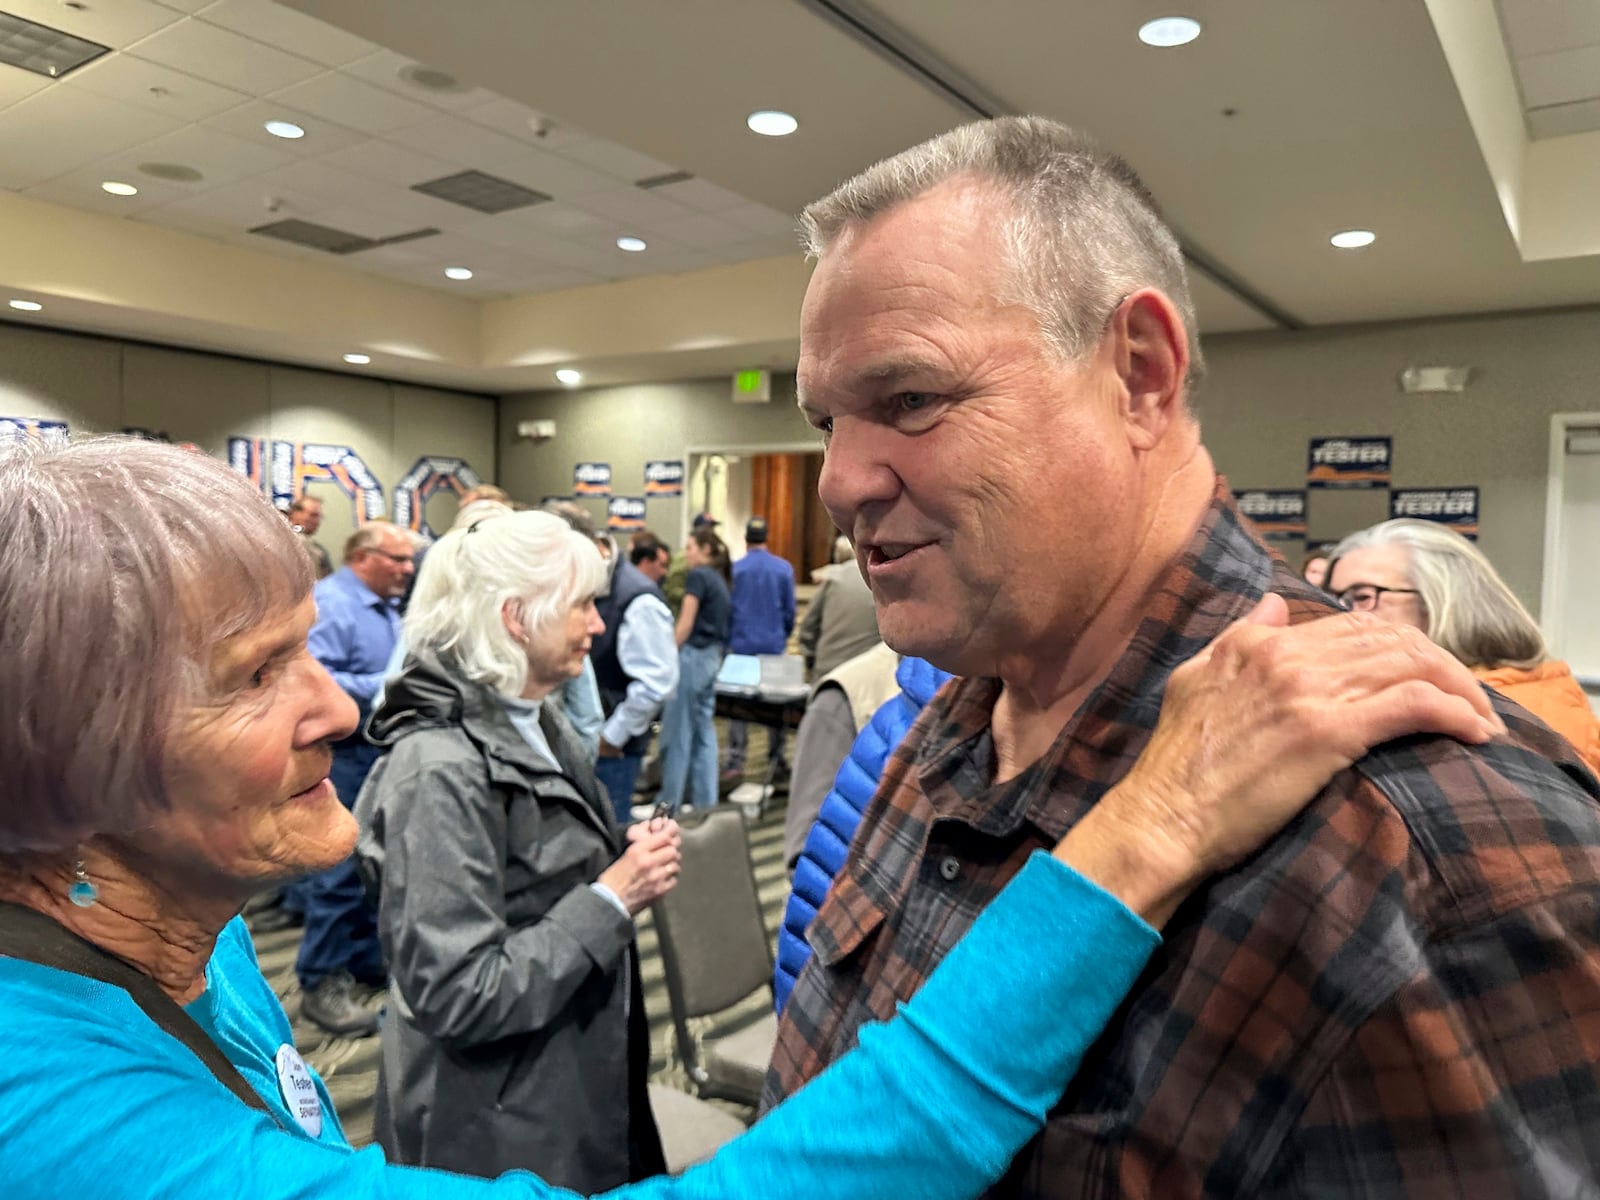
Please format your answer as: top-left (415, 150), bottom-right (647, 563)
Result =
top-left (0, 902), bottom-right (288, 1131)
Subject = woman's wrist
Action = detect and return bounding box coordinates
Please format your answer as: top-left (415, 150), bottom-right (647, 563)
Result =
top-left (1052, 785), bottom-right (1204, 930)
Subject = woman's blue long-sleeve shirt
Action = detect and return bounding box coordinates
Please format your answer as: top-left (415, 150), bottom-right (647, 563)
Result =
top-left (0, 851), bottom-right (1157, 1200)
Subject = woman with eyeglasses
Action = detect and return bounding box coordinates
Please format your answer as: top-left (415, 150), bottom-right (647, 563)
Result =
top-left (1328, 518), bottom-right (1600, 774)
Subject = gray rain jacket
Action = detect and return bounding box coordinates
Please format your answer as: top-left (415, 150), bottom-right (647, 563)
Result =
top-left (355, 649), bottom-right (664, 1191)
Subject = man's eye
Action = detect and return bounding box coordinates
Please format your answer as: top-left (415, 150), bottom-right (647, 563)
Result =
top-left (897, 393), bottom-right (932, 411)
top-left (248, 664), bottom-right (272, 689)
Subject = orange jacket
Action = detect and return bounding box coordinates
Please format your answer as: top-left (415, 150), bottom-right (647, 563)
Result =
top-left (1476, 660), bottom-right (1600, 777)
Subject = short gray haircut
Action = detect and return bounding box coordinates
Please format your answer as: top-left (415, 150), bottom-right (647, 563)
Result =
top-left (1331, 519), bottom-right (1545, 669)
top-left (801, 115), bottom-right (1204, 391)
top-left (0, 436), bottom-right (311, 857)
top-left (403, 510), bottom-right (606, 697)
top-left (342, 520), bottom-right (403, 562)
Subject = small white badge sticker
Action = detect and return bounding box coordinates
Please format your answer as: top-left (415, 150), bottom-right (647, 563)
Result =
top-left (275, 1044), bottom-right (323, 1138)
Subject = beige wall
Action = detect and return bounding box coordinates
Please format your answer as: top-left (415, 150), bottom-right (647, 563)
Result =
top-left (499, 376), bottom-right (815, 543)
top-left (1203, 306), bottom-right (1600, 613)
top-left (0, 321), bottom-right (496, 555)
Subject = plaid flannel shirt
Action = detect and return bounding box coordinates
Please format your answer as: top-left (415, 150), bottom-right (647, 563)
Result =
top-left (765, 484), bottom-right (1600, 1198)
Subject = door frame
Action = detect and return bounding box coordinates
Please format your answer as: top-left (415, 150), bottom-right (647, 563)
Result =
top-left (1541, 411), bottom-right (1600, 683)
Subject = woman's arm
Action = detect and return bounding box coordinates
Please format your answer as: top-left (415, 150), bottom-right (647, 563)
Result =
top-left (673, 593), bottom-right (700, 648)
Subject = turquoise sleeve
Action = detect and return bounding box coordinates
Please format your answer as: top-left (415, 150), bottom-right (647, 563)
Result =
top-left (600, 850), bottom-right (1160, 1200)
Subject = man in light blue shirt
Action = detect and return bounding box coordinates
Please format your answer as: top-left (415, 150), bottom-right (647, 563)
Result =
top-left (295, 521), bottom-right (414, 1039)
top-left (592, 535), bottom-right (679, 822)
top-left (725, 516), bottom-right (797, 776)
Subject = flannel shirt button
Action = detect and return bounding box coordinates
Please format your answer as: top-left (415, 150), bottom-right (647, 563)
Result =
top-left (938, 856), bottom-right (961, 881)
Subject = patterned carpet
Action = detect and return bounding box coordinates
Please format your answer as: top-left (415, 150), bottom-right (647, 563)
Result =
top-left (249, 788), bottom-right (794, 1148)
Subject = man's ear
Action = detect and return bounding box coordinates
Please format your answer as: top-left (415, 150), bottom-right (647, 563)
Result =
top-left (1109, 289), bottom-right (1189, 451)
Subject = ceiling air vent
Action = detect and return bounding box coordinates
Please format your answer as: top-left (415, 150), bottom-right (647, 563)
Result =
top-left (412, 170), bottom-right (551, 214)
top-left (248, 219), bottom-right (440, 255)
top-left (636, 170), bottom-right (694, 191)
top-left (0, 10), bottom-right (109, 77)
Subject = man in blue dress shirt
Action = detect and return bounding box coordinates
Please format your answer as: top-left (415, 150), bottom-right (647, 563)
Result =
top-left (725, 517), bottom-right (797, 778)
top-left (295, 520), bottom-right (415, 1037)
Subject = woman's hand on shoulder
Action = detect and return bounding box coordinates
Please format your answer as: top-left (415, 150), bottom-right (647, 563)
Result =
top-left (1057, 593), bottom-right (1503, 926)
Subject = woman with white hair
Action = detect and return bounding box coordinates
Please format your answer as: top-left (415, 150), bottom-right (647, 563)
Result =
top-left (0, 436), bottom-right (1500, 1200)
top-left (1328, 518), bottom-right (1600, 774)
top-left (355, 509), bottom-right (679, 1190)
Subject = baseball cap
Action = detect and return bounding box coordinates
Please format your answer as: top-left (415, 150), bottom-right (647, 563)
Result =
top-left (691, 511), bottom-right (720, 529)
top-left (745, 516), bottom-right (769, 542)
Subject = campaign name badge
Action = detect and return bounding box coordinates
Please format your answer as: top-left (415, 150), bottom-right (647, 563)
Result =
top-left (275, 1043), bottom-right (323, 1137)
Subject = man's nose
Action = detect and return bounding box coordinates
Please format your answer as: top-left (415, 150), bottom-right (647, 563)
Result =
top-left (817, 417), bottom-right (901, 530)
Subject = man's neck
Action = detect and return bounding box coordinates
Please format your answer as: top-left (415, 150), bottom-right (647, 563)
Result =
top-left (991, 448), bottom-right (1216, 783)
top-left (0, 849), bottom-right (235, 1005)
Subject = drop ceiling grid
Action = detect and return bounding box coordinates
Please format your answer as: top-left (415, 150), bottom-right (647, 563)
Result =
top-left (1496, 0), bottom-right (1600, 137)
top-left (0, 0), bottom-right (799, 295)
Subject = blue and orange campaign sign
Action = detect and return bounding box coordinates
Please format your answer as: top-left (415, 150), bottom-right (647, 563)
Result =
top-left (1390, 487), bottom-right (1479, 539)
top-left (1307, 436), bottom-right (1391, 489)
top-left (1233, 489), bottom-right (1308, 540)
top-left (607, 496), bottom-right (647, 531)
top-left (574, 462), bottom-right (612, 496)
top-left (644, 460), bottom-right (684, 496)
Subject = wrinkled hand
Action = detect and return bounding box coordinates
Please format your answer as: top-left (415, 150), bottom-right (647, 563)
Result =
top-left (1058, 593), bottom-right (1503, 926)
top-left (598, 819), bottom-right (682, 914)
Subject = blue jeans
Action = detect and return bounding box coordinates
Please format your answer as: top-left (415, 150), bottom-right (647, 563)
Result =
top-left (595, 753), bottom-right (644, 824)
top-left (657, 642), bottom-right (724, 813)
top-left (295, 741), bottom-right (385, 990)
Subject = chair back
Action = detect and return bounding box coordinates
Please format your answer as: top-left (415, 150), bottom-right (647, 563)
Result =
top-left (652, 807), bottom-right (774, 1018)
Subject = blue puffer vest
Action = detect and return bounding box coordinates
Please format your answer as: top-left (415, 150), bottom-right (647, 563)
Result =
top-left (773, 656), bottom-right (952, 1011)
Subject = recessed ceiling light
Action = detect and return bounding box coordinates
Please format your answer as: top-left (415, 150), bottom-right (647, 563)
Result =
top-left (100, 180), bottom-right (138, 197)
top-left (8, 299), bottom-right (43, 312)
top-left (747, 109), bottom-right (798, 137)
top-left (1138, 16), bottom-right (1202, 47)
top-left (616, 236), bottom-right (647, 252)
top-left (444, 266), bottom-right (474, 280)
top-left (1330, 229), bottom-right (1377, 249)
top-left (264, 120), bottom-right (305, 140)
top-left (343, 352), bottom-right (371, 365)
top-left (556, 369), bottom-right (583, 386)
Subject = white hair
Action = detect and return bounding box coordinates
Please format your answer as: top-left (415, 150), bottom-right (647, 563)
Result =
top-left (450, 498), bottom-right (513, 532)
top-left (404, 510), bottom-right (606, 697)
top-left (800, 115), bottom-right (1204, 392)
top-left (1331, 519), bottom-right (1545, 669)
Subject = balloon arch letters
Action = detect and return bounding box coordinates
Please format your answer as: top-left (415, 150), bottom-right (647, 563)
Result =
top-left (228, 438), bottom-right (481, 538)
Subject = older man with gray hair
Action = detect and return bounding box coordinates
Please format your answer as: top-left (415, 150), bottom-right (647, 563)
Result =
top-left (766, 115), bottom-right (1600, 1196)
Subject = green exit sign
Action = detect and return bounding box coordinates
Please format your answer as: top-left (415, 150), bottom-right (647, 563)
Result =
top-left (731, 368), bottom-right (772, 403)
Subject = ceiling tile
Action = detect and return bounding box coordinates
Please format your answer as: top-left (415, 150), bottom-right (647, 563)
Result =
top-left (248, 158), bottom-right (377, 208)
top-left (62, 51), bottom-right (249, 121)
top-left (23, 165), bottom-right (190, 216)
top-left (269, 70), bottom-right (436, 135)
top-left (0, 66), bottom-right (51, 111)
top-left (306, 204), bottom-right (437, 241)
top-left (132, 177), bottom-right (296, 232)
top-left (555, 135), bottom-right (675, 185)
top-left (115, 122), bottom-right (296, 185)
top-left (3, 0), bottom-right (182, 50)
top-left (195, 0), bottom-right (378, 68)
top-left (125, 17), bottom-right (322, 93)
top-left (715, 234), bottom-right (805, 264)
top-left (1517, 43), bottom-right (1600, 108)
top-left (322, 138), bottom-right (454, 186)
top-left (0, 85), bottom-right (184, 189)
top-left (649, 210), bottom-right (750, 250)
top-left (459, 96), bottom-right (586, 150)
top-left (502, 268), bottom-right (605, 293)
top-left (151, 0), bottom-right (212, 14)
top-left (721, 203), bottom-right (799, 237)
top-left (1498, 0), bottom-right (1600, 59)
top-left (650, 176), bottom-right (753, 213)
top-left (571, 187), bottom-right (695, 230)
top-left (202, 98), bottom-right (366, 156)
top-left (342, 48), bottom-right (497, 112)
top-left (1528, 96), bottom-right (1600, 137)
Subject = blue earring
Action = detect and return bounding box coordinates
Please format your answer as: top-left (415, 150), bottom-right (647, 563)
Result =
top-left (69, 859), bottom-right (99, 908)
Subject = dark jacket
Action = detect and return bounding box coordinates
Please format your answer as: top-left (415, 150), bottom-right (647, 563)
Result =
top-left (355, 650), bottom-right (664, 1191)
top-left (592, 557), bottom-right (667, 757)
top-left (773, 656), bottom-right (951, 1011)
